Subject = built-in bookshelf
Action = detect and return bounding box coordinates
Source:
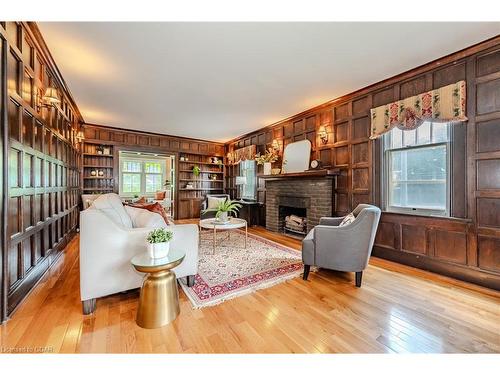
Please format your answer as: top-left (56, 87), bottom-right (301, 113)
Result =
top-left (177, 153), bottom-right (225, 219)
top-left (81, 142), bottom-right (115, 194)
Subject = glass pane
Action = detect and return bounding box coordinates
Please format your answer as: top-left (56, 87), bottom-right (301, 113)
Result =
top-left (389, 145), bottom-right (447, 210)
top-left (145, 162), bottom-right (162, 173)
top-left (145, 174), bottom-right (162, 192)
top-left (417, 122), bottom-right (431, 145)
top-left (241, 160), bottom-right (256, 200)
top-left (432, 122), bottom-right (448, 143)
top-left (123, 161), bottom-right (141, 172)
top-left (391, 127), bottom-right (402, 149)
top-left (403, 128), bottom-right (416, 147)
top-left (122, 173), bottom-right (141, 193)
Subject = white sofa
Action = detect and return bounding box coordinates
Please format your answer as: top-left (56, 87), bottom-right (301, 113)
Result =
top-left (79, 193), bottom-right (199, 314)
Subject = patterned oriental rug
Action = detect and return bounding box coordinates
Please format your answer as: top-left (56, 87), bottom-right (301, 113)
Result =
top-left (180, 230), bottom-right (304, 308)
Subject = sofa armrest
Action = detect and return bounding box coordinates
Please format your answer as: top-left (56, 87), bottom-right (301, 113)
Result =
top-left (319, 216), bottom-right (344, 226)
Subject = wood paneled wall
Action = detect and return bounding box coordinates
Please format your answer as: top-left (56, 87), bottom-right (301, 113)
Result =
top-left (0, 22), bottom-right (83, 321)
top-left (226, 36), bottom-right (500, 290)
top-left (81, 123), bottom-right (225, 219)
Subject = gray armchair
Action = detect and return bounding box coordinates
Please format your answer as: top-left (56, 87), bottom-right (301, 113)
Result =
top-left (200, 194), bottom-right (230, 219)
top-left (302, 204), bottom-right (381, 287)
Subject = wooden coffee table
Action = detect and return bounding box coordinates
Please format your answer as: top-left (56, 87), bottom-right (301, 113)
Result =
top-left (199, 218), bottom-right (248, 254)
top-left (131, 248), bottom-right (185, 329)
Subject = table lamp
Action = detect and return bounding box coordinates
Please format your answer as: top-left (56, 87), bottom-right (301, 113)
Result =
top-left (235, 176), bottom-right (247, 200)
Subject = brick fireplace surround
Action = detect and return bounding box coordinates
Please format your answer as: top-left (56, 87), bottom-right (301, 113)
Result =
top-left (265, 174), bottom-right (336, 235)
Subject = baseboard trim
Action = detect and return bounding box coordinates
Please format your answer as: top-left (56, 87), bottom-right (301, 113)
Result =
top-left (372, 246), bottom-right (500, 291)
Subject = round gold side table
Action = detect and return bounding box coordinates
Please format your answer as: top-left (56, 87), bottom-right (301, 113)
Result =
top-left (131, 248), bottom-right (185, 329)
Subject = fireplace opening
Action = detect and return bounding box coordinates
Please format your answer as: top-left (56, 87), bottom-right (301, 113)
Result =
top-left (279, 205), bottom-right (307, 238)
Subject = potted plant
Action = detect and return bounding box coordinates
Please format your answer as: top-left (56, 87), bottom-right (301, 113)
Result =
top-left (146, 228), bottom-right (174, 259)
top-left (255, 148), bottom-right (279, 175)
top-left (202, 199), bottom-right (242, 223)
top-left (192, 165), bottom-right (201, 177)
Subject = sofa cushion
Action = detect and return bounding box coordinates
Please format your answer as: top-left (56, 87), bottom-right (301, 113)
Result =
top-left (91, 193), bottom-right (133, 228)
top-left (127, 202), bottom-right (172, 225)
top-left (339, 213), bottom-right (355, 227)
top-left (124, 205), bottom-right (168, 228)
top-left (155, 191), bottom-right (166, 200)
top-left (207, 196), bottom-right (226, 209)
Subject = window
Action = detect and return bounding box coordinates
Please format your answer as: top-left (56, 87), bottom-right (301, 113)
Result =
top-left (240, 160), bottom-right (256, 200)
top-left (383, 122), bottom-right (450, 216)
top-left (120, 156), bottom-right (166, 197)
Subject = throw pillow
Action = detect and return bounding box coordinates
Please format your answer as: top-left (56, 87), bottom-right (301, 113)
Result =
top-left (339, 213), bottom-right (356, 227)
top-left (207, 196), bottom-right (226, 210)
top-left (127, 202), bottom-right (172, 225)
top-left (155, 191), bottom-right (166, 200)
top-left (135, 196), bottom-right (146, 204)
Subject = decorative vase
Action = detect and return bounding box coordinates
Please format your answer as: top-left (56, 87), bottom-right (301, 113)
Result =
top-left (147, 241), bottom-right (170, 259)
top-left (218, 211), bottom-right (229, 222)
top-left (264, 162), bottom-right (272, 175)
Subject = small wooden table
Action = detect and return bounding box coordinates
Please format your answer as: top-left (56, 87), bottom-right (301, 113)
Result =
top-left (131, 248), bottom-right (185, 329)
top-left (199, 218), bottom-right (248, 254)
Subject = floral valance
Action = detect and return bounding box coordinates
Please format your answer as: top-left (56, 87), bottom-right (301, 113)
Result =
top-left (369, 80), bottom-right (467, 139)
top-left (227, 144), bottom-right (256, 164)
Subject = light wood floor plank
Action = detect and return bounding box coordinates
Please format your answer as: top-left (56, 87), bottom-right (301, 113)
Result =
top-left (0, 223), bottom-right (498, 353)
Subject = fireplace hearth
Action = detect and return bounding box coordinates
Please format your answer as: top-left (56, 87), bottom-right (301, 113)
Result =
top-left (264, 174), bottom-right (335, 235)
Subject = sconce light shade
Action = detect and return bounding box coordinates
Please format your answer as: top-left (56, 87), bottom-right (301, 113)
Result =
top-left (272, 139), bottom-right (280, 150)
top-left (318, 125), bottom-right (328, 144)
top-left (42, 87), bottom-right (61, 105)
top-left (76, 130), bottom-right (85, 143)
top-left (235, 176), bottom-right (247, 185)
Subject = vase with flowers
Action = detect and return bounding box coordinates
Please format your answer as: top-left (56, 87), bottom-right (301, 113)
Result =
top-left (255, 148), bottom-right (279, 175)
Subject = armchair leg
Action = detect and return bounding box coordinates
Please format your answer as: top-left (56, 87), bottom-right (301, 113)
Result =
top-left (303, 265), bottom-right (311, 281)
top-left (355, 271), bottom-right (363, 287)
top-left (186, 275), bottom-right (195, 287)
top-left (82, 298), bottom-right (96, 315)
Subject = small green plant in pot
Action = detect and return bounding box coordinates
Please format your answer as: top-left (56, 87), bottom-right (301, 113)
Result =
top-left (146, 228), bottom-right (173, 259)
top-left (202, 199), bottom-right (242, 222)
top-left (192, 165), bottom-right (201, 177)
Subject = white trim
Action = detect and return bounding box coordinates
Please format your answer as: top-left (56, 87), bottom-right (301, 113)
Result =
top-left (382, 123), bottom-right (451, 217)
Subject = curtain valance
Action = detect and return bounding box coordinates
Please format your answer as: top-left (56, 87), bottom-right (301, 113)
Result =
top-left (369, 80), bottom-right (467, 139)
top-left (227, 144), bottom-right (256, 164)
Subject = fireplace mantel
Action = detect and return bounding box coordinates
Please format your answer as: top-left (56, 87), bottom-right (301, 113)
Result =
top-left (259, 169), bottom-right (340, 180)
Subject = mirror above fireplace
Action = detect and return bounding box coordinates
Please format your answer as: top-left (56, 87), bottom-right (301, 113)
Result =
top-left (281, 139), bottom-right (311, 173)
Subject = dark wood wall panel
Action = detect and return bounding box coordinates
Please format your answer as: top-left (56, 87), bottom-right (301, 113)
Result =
top-left (1, 22), bottom-right (82, 321)
top-left (225, 36), bottom-right (500, 290)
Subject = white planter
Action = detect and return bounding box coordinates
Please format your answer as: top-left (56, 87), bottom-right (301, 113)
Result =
top-left (263, 162), bottom-right (272, 175)
top-left (218, 211), bottom-right (229, 222)
top-left (147, 241), bottom-right (170, 259)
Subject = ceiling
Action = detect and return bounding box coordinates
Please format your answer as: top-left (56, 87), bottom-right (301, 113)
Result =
top-left (39, 22), bottom-right (499, 142)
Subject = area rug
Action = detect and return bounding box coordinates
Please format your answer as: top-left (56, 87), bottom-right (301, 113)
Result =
top-left (179, 229), bottom-right (303, 308)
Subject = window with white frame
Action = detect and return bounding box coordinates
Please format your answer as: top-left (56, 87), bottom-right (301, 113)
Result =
top-left (119, 156), bottom-right (166, 197)
top-left (382, 122), bottom-right (450, 216)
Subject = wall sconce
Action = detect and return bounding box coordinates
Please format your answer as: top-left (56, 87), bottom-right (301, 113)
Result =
top-left (318, 125), bottom-right (328, 144)
top-left (76, 130), bottom-right (85, 143)
top-left (35, 87), bottom-right (61, 111)
top-left (226, 152), bottom-right (233, 165)
top-left (271, 139), bottom-right (280, 151)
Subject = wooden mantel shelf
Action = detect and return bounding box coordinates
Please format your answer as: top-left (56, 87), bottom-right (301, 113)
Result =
top-left (259, 169), bottom-right (340, 180)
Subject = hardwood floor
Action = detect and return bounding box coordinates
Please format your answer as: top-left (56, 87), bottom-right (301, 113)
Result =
top-left (0, 223), bottom-right (499, 353)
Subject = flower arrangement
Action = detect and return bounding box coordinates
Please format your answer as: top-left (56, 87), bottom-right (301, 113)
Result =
top-left (255, 148), bottom-right (279, 165)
